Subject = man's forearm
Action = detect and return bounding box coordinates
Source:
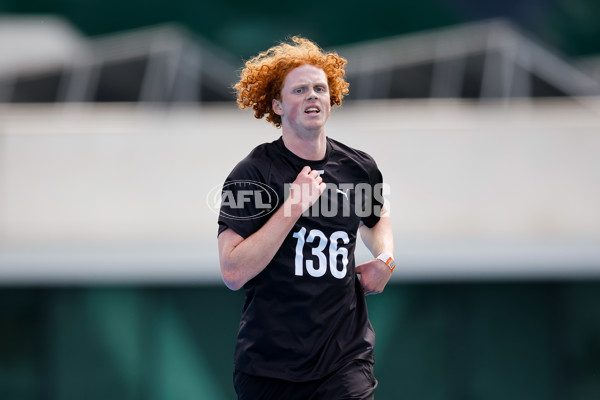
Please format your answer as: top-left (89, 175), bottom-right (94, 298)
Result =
top-left (219, 166), bottom-right (326, 290)
top-left (359, 205), bottom-right (394, 257)
top-left (355, 205), bottom-right (395, 294)
top-left (219, 199), bottom-right (303, 290)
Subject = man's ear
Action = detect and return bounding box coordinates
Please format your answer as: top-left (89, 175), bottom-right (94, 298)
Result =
top-left (272, 99), bottom-right (283, 115)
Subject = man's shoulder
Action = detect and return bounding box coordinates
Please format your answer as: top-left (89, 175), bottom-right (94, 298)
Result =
top-left (227, 138), bottom-right (281, 180)
top-left (246, 139), bottom-right (281, 162)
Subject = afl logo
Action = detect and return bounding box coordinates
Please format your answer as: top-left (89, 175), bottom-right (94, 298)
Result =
top-left (207, 180), bottom-right (279, 220)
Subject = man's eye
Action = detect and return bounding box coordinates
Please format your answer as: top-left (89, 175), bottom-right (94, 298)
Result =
top-left (315, 87), bottom-right (324, 92)
top-left (295, 88), bottom-right (304, 94)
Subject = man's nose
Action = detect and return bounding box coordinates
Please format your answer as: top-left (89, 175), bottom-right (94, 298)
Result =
top-left (307, 88), bottom-right (318, 99)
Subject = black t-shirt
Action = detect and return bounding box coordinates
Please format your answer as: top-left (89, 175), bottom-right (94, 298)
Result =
top-left (218, 136), bottom-right (384, 381)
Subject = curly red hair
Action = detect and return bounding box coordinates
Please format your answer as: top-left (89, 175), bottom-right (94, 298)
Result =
top-left (234, 36), bottom-right (349, 128)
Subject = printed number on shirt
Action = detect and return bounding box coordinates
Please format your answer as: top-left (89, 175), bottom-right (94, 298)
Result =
top-left (292, 227), bottom-right (349, 279)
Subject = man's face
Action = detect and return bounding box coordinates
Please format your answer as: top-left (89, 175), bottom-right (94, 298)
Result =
top-left (273, 64), bottom-right (331, 134)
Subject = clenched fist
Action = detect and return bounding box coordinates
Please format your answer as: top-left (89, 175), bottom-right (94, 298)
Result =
top-left (285, 166), bottom-right (326, 215)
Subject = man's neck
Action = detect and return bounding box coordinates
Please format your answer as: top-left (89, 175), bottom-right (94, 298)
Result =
top-left (281, 128), bottom-right (327, 161)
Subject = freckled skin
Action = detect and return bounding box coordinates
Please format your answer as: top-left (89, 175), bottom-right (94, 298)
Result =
top-left (273, 65), bottom-right (332, 139)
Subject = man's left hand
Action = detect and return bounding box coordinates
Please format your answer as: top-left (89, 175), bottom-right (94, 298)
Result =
top-left (355, 258), bottom-right (392, 295)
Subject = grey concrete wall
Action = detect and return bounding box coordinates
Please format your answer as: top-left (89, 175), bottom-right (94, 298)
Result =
top-left (1, 99), bottom-right (599, 282)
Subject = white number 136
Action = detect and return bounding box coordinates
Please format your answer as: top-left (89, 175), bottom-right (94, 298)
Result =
top-left (292, 227), bottom-right (349, 279)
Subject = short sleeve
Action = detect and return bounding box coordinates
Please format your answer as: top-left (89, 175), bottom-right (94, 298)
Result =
top-left (360, 160), bottom-right (384, 229)
top-left (217, 158), bottom-right (276, 239)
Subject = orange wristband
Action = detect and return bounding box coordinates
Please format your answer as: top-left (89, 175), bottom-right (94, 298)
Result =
top-left (377, 253), bottom-right (396, 272)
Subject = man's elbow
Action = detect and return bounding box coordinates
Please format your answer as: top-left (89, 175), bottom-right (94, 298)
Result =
top-left (220, 260), bottom-right (244, 291)
top-left (222, 275), bottom-right (244, 291)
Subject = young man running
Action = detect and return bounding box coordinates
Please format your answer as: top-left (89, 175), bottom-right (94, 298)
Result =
top-left (218, 36), bottom-right (395, 399)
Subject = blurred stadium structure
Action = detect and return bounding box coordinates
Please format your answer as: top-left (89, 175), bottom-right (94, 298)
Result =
top-left (1, 14), bottom-right (599, 283)
top-left (2, 14), bottom-right (600, 400)
top-left (1, 16), bottom-right (600, 104)
top-left (339, 19), bottom-right (600, 100)
top-left (0, 15), bottom-right (237, 103)
top-left (577, 55), bottom-right (600, 85)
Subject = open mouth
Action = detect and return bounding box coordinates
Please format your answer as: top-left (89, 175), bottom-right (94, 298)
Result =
top-left (304, 107), bottom-right (320, 114)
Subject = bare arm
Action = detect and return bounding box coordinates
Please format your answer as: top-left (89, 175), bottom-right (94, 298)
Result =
top-left (356, 204), bottom-right (394, 295)
top-left (218, 167), bottom-right (325, 290)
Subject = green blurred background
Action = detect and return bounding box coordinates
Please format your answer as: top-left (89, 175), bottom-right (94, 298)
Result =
top-left (2, 283), bottom-right (600, 399)
top-left (1, 0), bottom-right (600, 58)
